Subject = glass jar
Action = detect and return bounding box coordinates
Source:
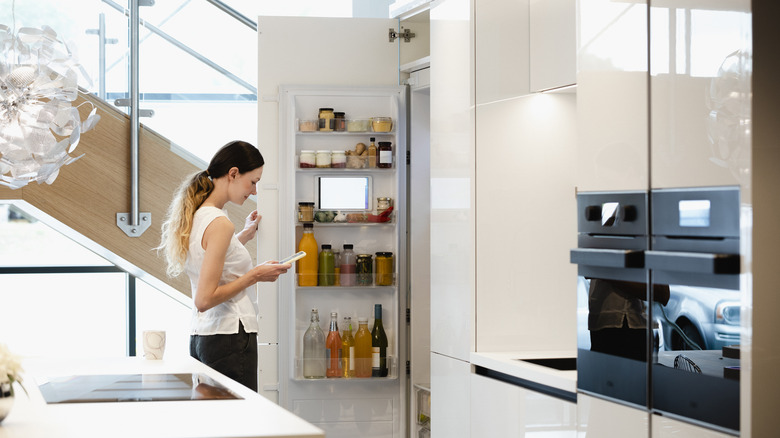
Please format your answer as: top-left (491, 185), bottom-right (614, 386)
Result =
top-left (377, 142), bottom-right (393, 168)
top-left (376, 197), bottom-right (392, 215)
top-left (299, 150), bottom-right (316, 168)
top-left (356, 254), bottom-right (373, 286)
top-left (298, 202), bottom-right (315, 222)
top-left (318, 108), bottom-right (334, 131)
top-left (333, 112), bottom-right (346, 131)
top-left (331, 150), bottom-right (346, 168)
top-left (375, 252), bottom-right (394, 286)
top-left (316, 150), bottom-right (332, 168)
top-left (371, 117), bottom-right (393, 132)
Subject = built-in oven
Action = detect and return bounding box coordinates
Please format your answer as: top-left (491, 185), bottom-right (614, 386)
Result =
top-left (648, 186), bottom-right (741, 434)
top-left (570, 191), bottom-right (650, 409)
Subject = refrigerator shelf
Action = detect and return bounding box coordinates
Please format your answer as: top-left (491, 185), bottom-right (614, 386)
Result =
top-left (293, 356), bottom-right (398, 381)
top-left (295, 285), bottom-right (397, 291)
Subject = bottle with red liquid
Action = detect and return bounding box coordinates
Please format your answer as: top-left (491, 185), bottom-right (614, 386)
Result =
top-left (340, 244), bottom-right (356, 286)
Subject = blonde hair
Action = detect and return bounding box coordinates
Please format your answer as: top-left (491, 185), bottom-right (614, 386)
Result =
top-left (158, 170), bottom-right (213, 277)
top-left (157, 140), bottom-right (265, 278)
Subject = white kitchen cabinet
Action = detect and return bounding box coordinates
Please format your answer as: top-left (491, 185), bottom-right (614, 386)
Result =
top-left (530, 0), bottom-right (576, 92)
top-left (575, 0), bottom-right (649, 192)
top-left (652, 414), bottom-right (734, 438)
top-left (431, 353), bottom-right (471, 438)
top-left (475, 0), bottom-right (530, 104)
top-left (429, 0), bottom-right (475, 363)
top-left (577, 393), bottom-right (649, 438)
top-left (471, 373), bottom-right (576, 436)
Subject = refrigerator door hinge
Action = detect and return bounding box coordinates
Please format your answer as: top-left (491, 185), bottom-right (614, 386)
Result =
top-left (389, 27), bottom-right (416, 43)
top-left (406, 150), bottom-right (411, 165)
top-left (406, 360), bottom-right (411, 375)
top-left (406, 308), bottom-right (410, 324)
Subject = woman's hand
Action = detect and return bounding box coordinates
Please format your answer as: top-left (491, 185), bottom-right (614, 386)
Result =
top-left (250, 261), bottom-right (291, 282)
top-left (237, 210), bottom-right (262, 245)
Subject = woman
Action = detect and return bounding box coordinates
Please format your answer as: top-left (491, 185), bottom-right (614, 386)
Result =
top-left (159, 140), bottom-right (290, 391)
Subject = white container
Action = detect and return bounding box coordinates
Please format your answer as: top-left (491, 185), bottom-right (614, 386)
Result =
top-left (299, 150), bottom-right (316, 168)
top-left (331, 151), bottom-right (346, 168)
top-left (315, 150), bottom-right (332, 168)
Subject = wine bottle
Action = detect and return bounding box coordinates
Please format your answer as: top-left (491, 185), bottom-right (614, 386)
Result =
top-left (302, 308), bottom-right (325, 378)
top-left (371, 304), bottom-right (388, 377)
top-left (341, 316), bottom-right (356, 378)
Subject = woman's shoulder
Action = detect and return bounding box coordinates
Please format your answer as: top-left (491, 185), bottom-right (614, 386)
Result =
top-left (195, 205), bottom-right (228, 220)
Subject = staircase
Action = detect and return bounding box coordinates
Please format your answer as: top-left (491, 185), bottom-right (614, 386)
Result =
top-left (0, 91), bottom-right (256, 298)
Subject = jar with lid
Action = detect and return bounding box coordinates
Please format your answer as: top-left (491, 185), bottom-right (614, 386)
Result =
top-left (376, 197), bottom-right (392, 215)
top-left (377, 142), bottom-right (393, 168)
top-left (356, 254), bottom-right (373, 286)
top-left (318, 108), bottom-right (334, 131)
top-left (375, 252), bottom-right (394, 286)
top-left (298, 202), bottom-right (315, 222)
top-left (331, 150), bottom-right (346, 168)
top-left (299, 150), bottom-right (316, 168)
top-left (333, 112), bottom-right (346, 131)
top-left (316, 150), bottom-right (332, 168)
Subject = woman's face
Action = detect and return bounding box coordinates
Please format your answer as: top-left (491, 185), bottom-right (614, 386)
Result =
top-left (228, 166), bottom-right (263, 205)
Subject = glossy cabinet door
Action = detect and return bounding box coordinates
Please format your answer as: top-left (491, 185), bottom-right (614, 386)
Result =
top-left (577, 393), bottom-right (649, 438)
top-left (649, 1), bottom-right (751, 190)
top-left (530, 0), bottom-right (576, 92)
top-left (431, 353), bottom-right (471, 438)
top-left (475, 0), bottom-right (530, 104)
top-left (471, 373), bottom-right (576, 436)
top-left (430, 0), bottom-right (475, 362)
top-left (652, 414), bottom-right (734, 438)
top-left (576, 0), bottom-right (649, 192)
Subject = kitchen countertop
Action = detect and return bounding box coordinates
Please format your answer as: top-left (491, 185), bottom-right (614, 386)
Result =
top-left (0, 356), bottom-right (324, 438)
top-left (470, 350), bottom-right (577, 396)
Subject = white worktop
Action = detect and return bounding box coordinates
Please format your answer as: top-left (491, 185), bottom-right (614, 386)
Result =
top-left (470, 350), bottom-right (577, 395)
top-left (0, 356), bottom-right (323, 438)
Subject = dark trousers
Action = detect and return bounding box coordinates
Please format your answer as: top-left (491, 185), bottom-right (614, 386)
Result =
top-left (590, 320), bottom-right (647, 362)
top-left (190, 321), bottom-right (258, 391)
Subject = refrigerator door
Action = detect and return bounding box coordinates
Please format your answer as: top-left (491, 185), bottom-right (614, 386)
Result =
top-left (259, 17), bottom-right (409, 438)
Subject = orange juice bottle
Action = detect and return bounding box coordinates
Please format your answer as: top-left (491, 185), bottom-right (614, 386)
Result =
top-left (354, 317), bottom-right (372, 377)
top-left (297, 223), bottom-right (318, 286)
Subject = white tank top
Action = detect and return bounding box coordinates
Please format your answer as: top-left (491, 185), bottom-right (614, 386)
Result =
top-left (186, 206), bottom-right (259, 335)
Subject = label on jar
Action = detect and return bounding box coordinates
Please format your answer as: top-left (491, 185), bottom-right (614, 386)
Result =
top-left (379, 150), bottom-right (392, 165)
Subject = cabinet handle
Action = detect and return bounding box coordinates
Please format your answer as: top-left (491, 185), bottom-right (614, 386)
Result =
top-left (645, 250), bottom-right (740, 275)
top-left (569, 248), bottom-right (645, 269)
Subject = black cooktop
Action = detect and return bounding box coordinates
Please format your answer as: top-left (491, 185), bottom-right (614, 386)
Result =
top-left (38, 373), bottom-right (242, 404)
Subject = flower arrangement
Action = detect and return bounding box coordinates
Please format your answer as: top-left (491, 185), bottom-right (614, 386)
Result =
top-left (0, 343), bottom-right (23, 387)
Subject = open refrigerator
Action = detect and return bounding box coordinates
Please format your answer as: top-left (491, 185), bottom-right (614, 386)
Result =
top-left (277, 85), bottom-right (408, 437)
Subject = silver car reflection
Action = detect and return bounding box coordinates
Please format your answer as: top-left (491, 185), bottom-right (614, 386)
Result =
top-left (655, 285), bottom-right (740, 351)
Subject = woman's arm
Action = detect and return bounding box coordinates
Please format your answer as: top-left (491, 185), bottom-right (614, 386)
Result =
top-left (236, 210), bottom-right (261, 245)
top-left (193, 216), bottom-right (290, 312)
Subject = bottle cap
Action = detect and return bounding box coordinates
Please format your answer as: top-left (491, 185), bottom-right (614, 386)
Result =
top-left (303, 223), bottom-right (314, 229)
top-left (344, 244), bottom-right (353, 249)
top-left (358, 317), bottom-right (368, 323)
top-left (370, 137), bottom-right (376, 142)
top-left (322, 244), bottom-right (331, 249)
top-left (331, 312), bottom-right (337, 317)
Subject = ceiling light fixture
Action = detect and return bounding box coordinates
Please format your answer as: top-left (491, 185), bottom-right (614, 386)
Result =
top-left (0, 23), bottom-right (100, 189)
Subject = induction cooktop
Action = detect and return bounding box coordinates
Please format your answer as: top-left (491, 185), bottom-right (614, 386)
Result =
top-left (38, 373), bottom-right (242, 404)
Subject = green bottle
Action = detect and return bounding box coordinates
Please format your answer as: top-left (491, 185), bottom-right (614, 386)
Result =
top-left (318, 244), bottom-right (335, 286)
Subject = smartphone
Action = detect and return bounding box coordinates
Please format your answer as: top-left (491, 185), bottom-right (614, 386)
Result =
top-left (278, 251), bottom-right (306, 264)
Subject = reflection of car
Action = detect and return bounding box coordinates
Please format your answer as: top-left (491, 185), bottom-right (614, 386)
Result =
top-left (656, 285), bottom-right (740, 351)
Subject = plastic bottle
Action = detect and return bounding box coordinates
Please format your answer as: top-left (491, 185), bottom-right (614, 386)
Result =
top-left (354, 317), bottom-right (372, 378)
top-left (325, 312), bottom-right (342, 378)
top-left (340, 244), bottom-right (356, 286)
top-left (371, 304), bottom-right (388, 377)
top-left (302, 308), bottom-right (325, 379)
top-left (333, 249), bottom-right (341, 286)
top-left (318, 244), bottom-right (335, 286)
top-left (297, 223), bottom-right (318, 286)
top-left (341, 316), bottom-right (356, 378)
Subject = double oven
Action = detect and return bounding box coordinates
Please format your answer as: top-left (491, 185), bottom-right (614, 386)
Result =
top-left (572, 186), bottom-right (741, 434)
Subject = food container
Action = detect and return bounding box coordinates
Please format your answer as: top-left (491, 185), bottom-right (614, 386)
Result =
top-left (315, 150), bottom-right (332, 168)
top-left (376, 197), bottom-right (393, 215)
top-left (333, 112), bottom-right (346, 131)
top-left (314, 210), bottom-right (336, 223)
top-left (346, 154), bottom-right (367, 169)
top-left (347, 119), bottom-right (370, 132)
top-left (299, 150), bottom-right (316, 168)
top-left (318, 108), bottom-right (334, 131)
top-left (298, 120), bottom-right (318, 132)
top-left (298, 202), bottom-right (315, 222)
top-left (331, 150), bottom-right (346, 168)
top-left (371, 117), bottom-right (393, 132)
top-left (356, 254), bottom-right (373, 286)
top-left (375, 252), bottom-right (394, 286)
